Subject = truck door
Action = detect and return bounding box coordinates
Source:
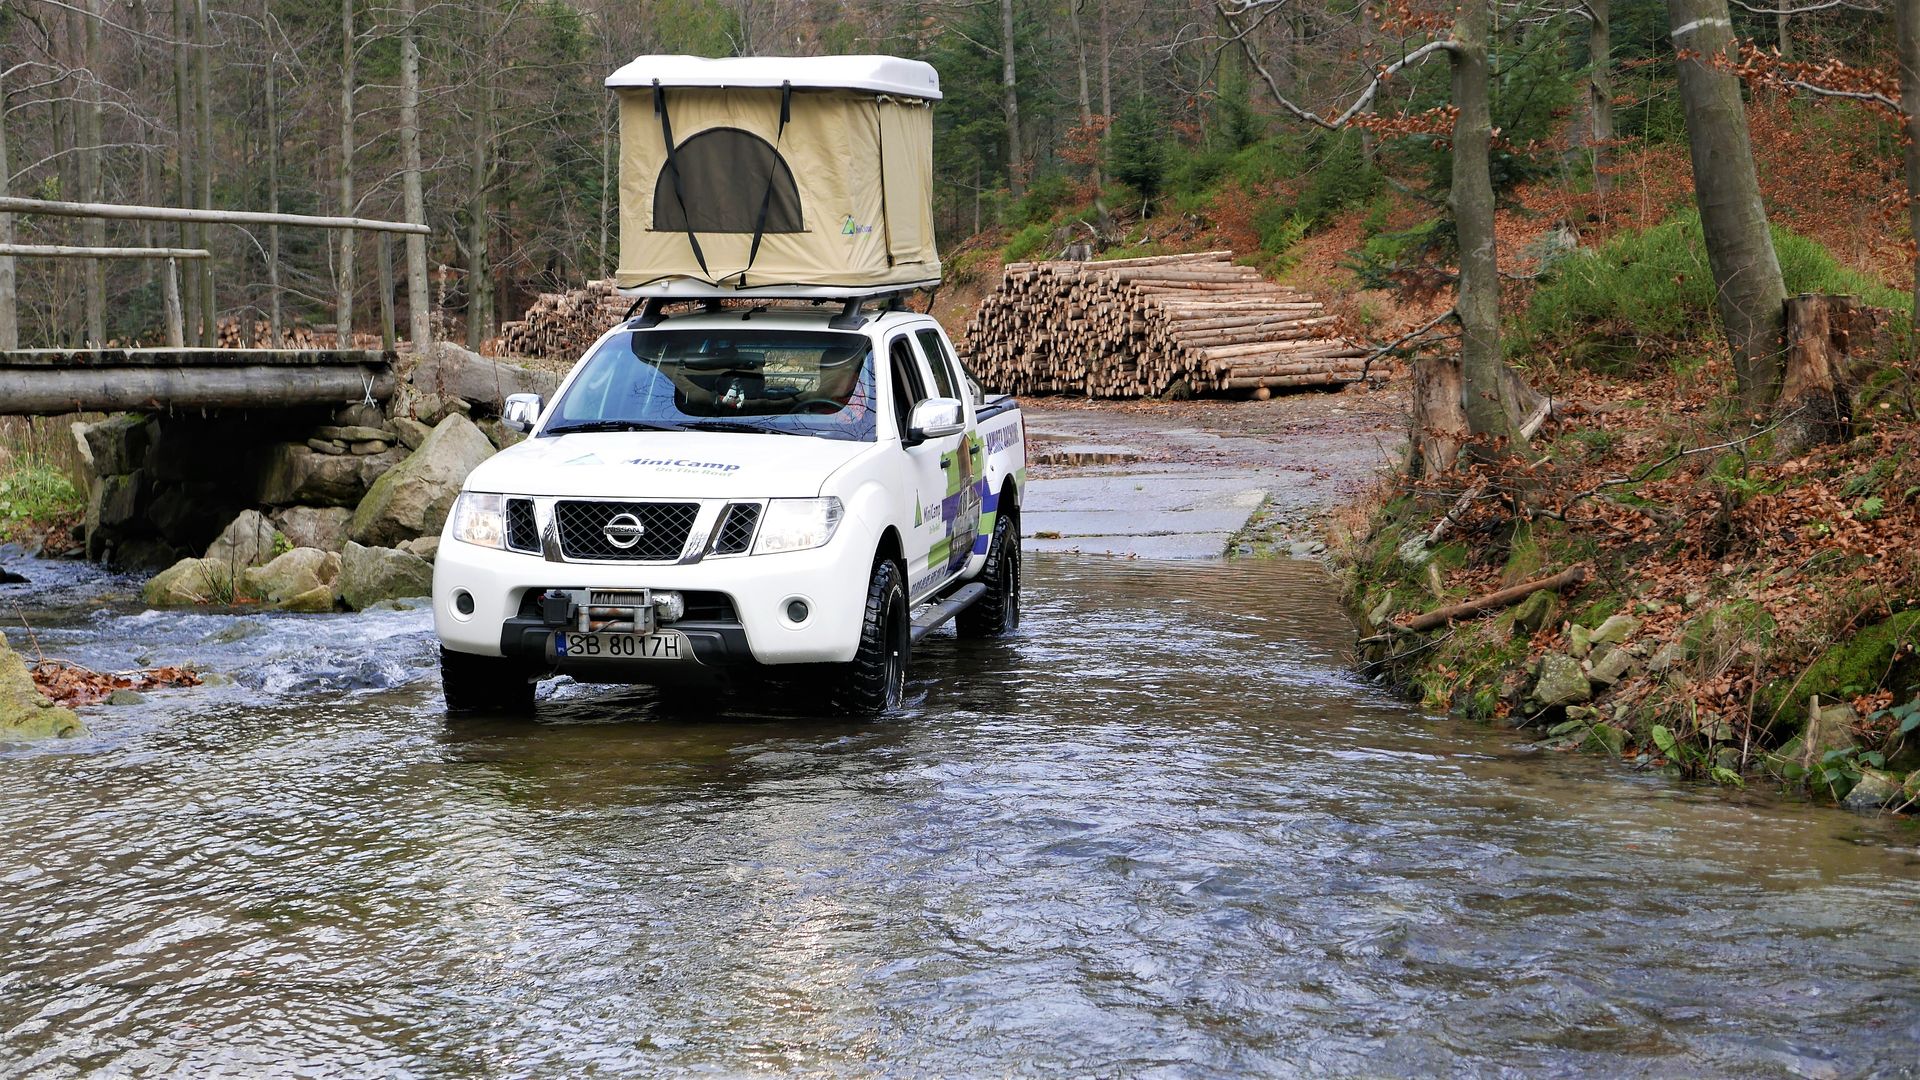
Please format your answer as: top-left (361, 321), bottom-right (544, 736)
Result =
top-left (912, 328), bottom-right (983, 577)
top-left (887, 334), bottom-right (963, 601)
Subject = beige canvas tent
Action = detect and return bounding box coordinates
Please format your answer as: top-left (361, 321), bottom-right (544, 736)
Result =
top-left (606, 55), bottom-right (942, 297)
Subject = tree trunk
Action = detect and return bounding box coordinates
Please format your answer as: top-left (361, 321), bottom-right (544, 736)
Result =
top-left (1776, 10), bottom-right (1792, 60)
top-left (336, 0), bottom-right (356, 348)
top-left (1066, 0), bottom-right (1110, 233)
top-left (378, 231), bottom-right (395, 350)
top-left (401, 0), bottom-right (431, 351)
top-left (1000, 0), bottom-right (1023, 199)
top-left (467, 3), bottom-right (495, 351)
top-left (132, 0), bottom-right (158, 292)
top-left (1450, 0), bottom-right (1523, 455)
top-left (194, 0), bottom-right (214, 344)
top-left (0, 64), bottom-right (16, 351)
top-left (82, 0), bottom-right (106, 346)
top-left (1585, 0), bottom-right (1614, 196)
top-left (172, 0), bottom-right (199, 345)
top-left (1098, 0), bottom-right (1111, 120)
top-left (1666, 0), bottom-right (1788, 415)
top-left (265, 3), bottom-right (282, 348)
top-left (1898, 0), bottom-right (1920, 326)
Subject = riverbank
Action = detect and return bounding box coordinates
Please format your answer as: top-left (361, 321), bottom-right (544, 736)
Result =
top-left (1332, 362), bottom-right (1920, 816)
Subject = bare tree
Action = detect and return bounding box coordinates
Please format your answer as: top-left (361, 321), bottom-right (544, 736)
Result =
top-left (337, 0), bottom-right (356, 345)
top-left (1900, 0), bottom-right (1920, 321)
top-left (0, 60), bottom-right (15, 351)
top-left (400, 0), bottom-right (429, 350)
top-left (1001, 0), bottom-right (1023, 198)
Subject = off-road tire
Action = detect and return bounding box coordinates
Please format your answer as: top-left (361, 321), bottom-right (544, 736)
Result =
top-left (957, 511), bottom-right (1020, 638)
top-left (440, 647), bottom-right (537, 714)
top-left (831, 557), bottom-right (910, 715)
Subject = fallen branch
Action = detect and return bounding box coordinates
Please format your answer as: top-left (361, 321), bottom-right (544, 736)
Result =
top-left (1427, 478), bottom-right (1490, 546)
top-left (1396, 565), bottom-right (1588, 633)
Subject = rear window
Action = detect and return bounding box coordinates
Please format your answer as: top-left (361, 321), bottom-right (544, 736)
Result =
top-left (546, 328), bottom-right (878, 443)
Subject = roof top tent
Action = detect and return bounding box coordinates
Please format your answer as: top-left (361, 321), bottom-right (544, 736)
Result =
top-left (606, 54), bottom-right (942, 300)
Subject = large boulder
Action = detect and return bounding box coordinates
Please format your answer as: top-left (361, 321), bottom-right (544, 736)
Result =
top-left (141, 556), bottom-right (233, 607)
top-left (409, 342), bottom-right (560, 417)
top-left (0, 636), bottom-right (84, 740)
top-left (271, 506), bottom-right (354, 552)
top-left (257, 443), bottom-right (407, 507)
top-left (203, 510), bottom-right (285, 570)
top-left (241, 547), bottom-right (342, 610)
top-left (339, 542), bottom-right (434, 610)
top-left (348, 414), bottom-right (494, 547)
top-left (72, 414), bottom-right (153, 477)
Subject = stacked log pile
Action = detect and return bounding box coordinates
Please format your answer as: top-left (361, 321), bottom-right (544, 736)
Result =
top-left (962, 251), bottom-right (1369, 398)
top-left (499, 280), bottom-right (628, 361)
top-left (213, 318), bottom-right (319, 349)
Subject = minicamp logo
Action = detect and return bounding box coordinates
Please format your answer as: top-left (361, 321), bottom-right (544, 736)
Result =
top-left (841, 215), bottom-right (875, 236)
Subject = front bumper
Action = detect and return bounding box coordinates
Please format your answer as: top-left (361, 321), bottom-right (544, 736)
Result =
top-left (432, 531), bottom-right (873, 668)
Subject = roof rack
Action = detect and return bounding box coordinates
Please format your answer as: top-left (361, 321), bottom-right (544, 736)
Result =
top-left (616, 278), bottom-right (939, 301)
top-left (620, 288), bottom-right (921, 332)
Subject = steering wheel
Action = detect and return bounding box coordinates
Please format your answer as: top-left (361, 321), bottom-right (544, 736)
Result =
top-left (793, 396), bottom-right (845, 415)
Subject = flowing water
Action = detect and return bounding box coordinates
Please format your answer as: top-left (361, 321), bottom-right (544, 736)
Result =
top-left (1, 556), bottom-right (1916, 1077)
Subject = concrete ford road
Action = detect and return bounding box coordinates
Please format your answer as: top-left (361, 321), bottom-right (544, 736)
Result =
top-left (432, 304), bottom-right (1026, 714)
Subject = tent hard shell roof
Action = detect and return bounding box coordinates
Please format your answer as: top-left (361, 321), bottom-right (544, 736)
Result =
top-left (606, 54), bottom-right (941, 100)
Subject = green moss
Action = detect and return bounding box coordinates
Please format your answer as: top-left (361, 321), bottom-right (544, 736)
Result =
top-left (1681, 599), bottom-right (1776, 659)
top-left (1573, 596), bottom-right (1624, 629)
top-left (1763, 611), bottom-right (1920, 735)
top-left (1430, 541), bottom-right (1469, 571)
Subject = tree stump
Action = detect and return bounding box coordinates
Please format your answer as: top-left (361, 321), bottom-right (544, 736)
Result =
top-left (1776, 293), bottom-right (1856, 454)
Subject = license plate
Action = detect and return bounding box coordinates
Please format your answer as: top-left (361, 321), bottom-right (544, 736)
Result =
top-left (552, 630), bottom-right (688, 661)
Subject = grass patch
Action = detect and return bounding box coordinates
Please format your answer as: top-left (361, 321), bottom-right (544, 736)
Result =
top-left (0, 459), bottom-right (85, 540)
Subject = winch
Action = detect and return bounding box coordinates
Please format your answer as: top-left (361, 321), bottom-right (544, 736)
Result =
top-left (538, 589), bottom-right (686, 634)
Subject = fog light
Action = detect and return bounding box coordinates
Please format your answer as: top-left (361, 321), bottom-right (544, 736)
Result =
top-left (785, 599), bottom-right (810, 624)
top-left (453, 589), bottom-right (476, 616)
top-left (653, 591), bottom-right (686, 623)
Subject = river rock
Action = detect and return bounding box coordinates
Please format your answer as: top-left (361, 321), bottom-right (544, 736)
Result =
top-left (350, 440), bottom-right (391, 455)
top-left (107, 689), bottom-right (145, 706)
top-left (271, 506), bottom-right (353, 552)
top-left (307, 438), bottom-right (349, 456)
top-left (1590, 613), bottom-right (1641, 648)
top-left (0, 636), bottom-right (84, 740)
top-left (390, 417), bottom-right (432, 451)
top-left (339, 542), bottom-right (434, 610)
top-left (1799, 700), bottom-right (1860, 772)
top-left (257, 444), bottom-right (408, 507)
top-left (348, 414), bottom-right (494, 547)
top-left (1529, 652), bottom-right (1591, 709)
top-left (315, 425), bottom-right (392, 443)
top-left (204, 510), bottom-right (285, 570)
top-left (278, 584), bottom-right (339, 613)
top-left (1585, 645), bottom-right (1635, 688)
top-left (399, 536), bottom-right (440, 562)
top-left (1511, 590), bottom-right (1557, 635)
top-left (241, 547), bottom-right (342, 608)
top-left (410, 342), bottom-right (560, 417)
top-left (142, 557), bottom-right (233, 606)
top-left (1842, 767), bottom-right (1903, 811)
top-left (86, 470), bottom-right (145, 532)
top-left (476, 418), bottom-right (526, 450)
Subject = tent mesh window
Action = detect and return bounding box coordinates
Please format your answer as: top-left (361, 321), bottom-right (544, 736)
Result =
top-left (653, 128), bottom-right (804, 234)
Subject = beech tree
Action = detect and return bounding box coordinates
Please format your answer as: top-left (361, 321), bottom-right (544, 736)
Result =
top-left (1665, 0), bottom-right (1788, 416)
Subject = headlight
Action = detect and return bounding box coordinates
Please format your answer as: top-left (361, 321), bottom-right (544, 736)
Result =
top-left (754, 497), bottom-right (844, 554)
top-left (450, 492), bottom-right (506, 549)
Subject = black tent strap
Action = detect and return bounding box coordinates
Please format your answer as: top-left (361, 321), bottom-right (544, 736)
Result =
top-left (653, 80), bottom-right (712, 278)
top-left (740, 81), bottom-right (794, 284)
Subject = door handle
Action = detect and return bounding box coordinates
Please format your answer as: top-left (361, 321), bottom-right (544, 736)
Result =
top-left (940, 454), bottom-right (953, 467)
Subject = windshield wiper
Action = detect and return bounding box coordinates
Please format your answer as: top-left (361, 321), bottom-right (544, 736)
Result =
top-left (542, 420), bottom-right (679, 435)
top-left (680, 421), bottom-right (799, 435)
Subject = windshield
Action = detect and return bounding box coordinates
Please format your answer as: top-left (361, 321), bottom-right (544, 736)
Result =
top-left (544, 328), bottom-right (878, 443)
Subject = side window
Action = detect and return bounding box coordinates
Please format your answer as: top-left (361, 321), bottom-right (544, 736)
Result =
top-left (916, 328), bottom-right (981, 407)
top-left (914, 329), bottom-right (958, 401)
top-left (888, 337), bottom-right (927, 441)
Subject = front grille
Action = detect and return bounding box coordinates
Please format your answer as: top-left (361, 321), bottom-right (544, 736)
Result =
top-left (553, 500), bottom-right (698, 562)
top-left (516, 589), bottom-right (738, 624)
top-left (505, 498), bottom-right (540, 552)
top-left (711, 503), bottom-right (761, 555)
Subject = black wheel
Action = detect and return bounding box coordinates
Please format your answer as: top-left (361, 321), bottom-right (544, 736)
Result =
top-left (958, 511), bottom-right (1020, 637)
top-left (831, 557), bottom-right (910, 715)
top-left (440, 647), bottom-right (538, 714)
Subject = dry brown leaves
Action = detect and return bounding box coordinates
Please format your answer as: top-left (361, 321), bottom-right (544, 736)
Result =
top-left (30, 660), bottom-right (202, 707)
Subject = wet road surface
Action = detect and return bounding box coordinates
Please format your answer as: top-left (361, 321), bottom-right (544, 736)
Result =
top-left (2, 555), bottom-right (1918, 1076)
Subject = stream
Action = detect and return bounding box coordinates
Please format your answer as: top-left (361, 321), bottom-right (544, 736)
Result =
top-left (2, 555), bottom-right (1917, 1076)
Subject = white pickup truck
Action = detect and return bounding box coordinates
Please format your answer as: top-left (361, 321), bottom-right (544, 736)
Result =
top-left (431, 298), bottom-right (1026, 714)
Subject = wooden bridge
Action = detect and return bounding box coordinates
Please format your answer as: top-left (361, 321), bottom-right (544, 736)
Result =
top-left (0, 347), bottom-right (395, 416)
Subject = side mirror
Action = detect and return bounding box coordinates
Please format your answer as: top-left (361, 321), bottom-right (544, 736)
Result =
top-left (905, 397), bottom-right (966, 446)
top-left (502, 393), bottom-right (543, 433)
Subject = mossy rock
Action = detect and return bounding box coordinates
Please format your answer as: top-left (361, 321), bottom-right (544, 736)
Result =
top-left (1762, 610), bottom-right (1920, 737)
top-left (1573, 595), bottom-right (1624, 630)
